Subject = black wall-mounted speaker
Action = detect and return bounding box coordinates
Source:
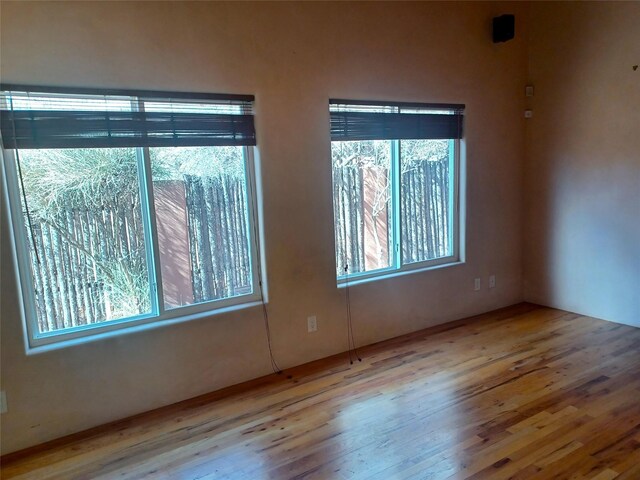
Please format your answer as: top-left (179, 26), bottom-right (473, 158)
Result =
top-left (493, 14), bottom-right (515, 43)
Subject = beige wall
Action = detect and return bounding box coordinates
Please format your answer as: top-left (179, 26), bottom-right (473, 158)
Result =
top-left (524, 2), bottom-right (640, 327)
top-left (0, 1), bottom-right (528, 454)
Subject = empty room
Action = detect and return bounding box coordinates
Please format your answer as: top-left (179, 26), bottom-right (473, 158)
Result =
top-left (1, 1), bottom-right (639, 478)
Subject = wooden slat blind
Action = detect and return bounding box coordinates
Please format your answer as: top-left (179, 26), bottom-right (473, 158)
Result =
top-left (329, 99), bottom-right (464, 141)
top-left (0, 85), bottom-right (256, 149)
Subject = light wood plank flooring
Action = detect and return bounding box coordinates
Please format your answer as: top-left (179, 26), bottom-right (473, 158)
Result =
top-left (2, 303), bottom-right (640, 479)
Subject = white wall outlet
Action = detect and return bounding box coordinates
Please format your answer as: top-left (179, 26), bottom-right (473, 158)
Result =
top-left (489, 275), bottom-right (496, 288)
top-left (0, 391), bottom-right (7, 414)
top-left (474, 278), bottom-right (481, 291)
top-left (307, 315), bottom-right (317, 333)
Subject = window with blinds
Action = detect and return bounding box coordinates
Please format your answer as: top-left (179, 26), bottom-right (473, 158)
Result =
top-left (1, 85), bottom-right (263, 350)
top-left (329, 99), bottom-right (464, 283)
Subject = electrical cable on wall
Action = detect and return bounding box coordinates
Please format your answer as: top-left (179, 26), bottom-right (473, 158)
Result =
top-left (341, 175), bottom-right (362, 365)
top-left (247, 160), bottom-right (282, 375)
top-left (343, 264), bottom-right (362, 364)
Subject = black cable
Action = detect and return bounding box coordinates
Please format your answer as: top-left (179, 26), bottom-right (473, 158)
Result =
top-left (344, 264), bottom-right (361, 363)
top-left (341, 167), bottom-right (362, 365)
top-left (259, 282), bottom-right (281, 374)
top-left (247, 156), bottom-right (281, 375)
top-left (344, 264), bottom-right (354, 365)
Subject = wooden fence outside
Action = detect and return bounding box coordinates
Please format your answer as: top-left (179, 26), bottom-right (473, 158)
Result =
top-left (401, 159), bottom-right (451, 264)
top-left (26, 174), bottom-right (251, 333)
top-left (333, 158), bottom-right (451, 276)
top-left (27, 160), bottom-right (449, 333)
top-left (27, 192), bottom-right (148, 333)
top-left (183, 175), bottom-right (252, 304)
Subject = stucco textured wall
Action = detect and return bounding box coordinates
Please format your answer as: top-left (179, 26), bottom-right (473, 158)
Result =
top-left (1, 1), bottom-right (527, 454)
top-left (524, 2), bottom-right (640, 327)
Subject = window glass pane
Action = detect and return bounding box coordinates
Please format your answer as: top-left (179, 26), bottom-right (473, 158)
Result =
top-left (332, 140), bottom-right (393, 276)
top-left (17, 148), bottom-right (152, 334)
top-left (400, 139), bottom-right (454, 264)
top-left (149, 146), bottom-right (254, 309)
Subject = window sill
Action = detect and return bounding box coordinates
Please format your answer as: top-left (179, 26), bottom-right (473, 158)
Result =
top-left (25, 299), bottom-right (265, 355)
top-left (337, 259), bottom-right (464, 288)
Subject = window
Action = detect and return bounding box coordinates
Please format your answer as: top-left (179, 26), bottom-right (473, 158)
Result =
top-left (330, 100), bottom-right (464, 283)
top-left (1, 85), bottom-right (262, 349)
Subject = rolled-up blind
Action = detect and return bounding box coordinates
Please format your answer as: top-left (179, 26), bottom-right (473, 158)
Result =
top-left (0, 85), bottom-right (256, 149)
top-left (330, 99), bottom-right (464, 141)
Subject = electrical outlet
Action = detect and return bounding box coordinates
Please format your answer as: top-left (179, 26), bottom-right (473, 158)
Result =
top-left (0, 391), bottom-right (7, 414)
top-left (489, 275), bottom-right (496, 288)
top-left (307, 316), bottom-right (317, 333)
top-left (474, 278), bottom-right (481, 291)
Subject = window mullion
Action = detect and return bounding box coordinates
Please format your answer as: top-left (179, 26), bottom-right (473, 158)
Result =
top-left (137, 146), bottom-right (164, 316)
top-left (2, 149), bottom-right (41, 344)
top-left (451, 138), bottom-right (460, 260)
top-left (243, 147), bottom-right (262, 297)
top-left (133, 99), bottom-right (164, 316)
top-left (392, 139), bottom-right (402, 270)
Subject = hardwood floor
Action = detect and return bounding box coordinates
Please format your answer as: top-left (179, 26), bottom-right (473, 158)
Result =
top-left (2, 303), bottom-right (640, 479)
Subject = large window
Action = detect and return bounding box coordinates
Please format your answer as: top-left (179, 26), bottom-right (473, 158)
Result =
top-left (1, 86), bottom-right (262, 349)
top-left (330, 100), bottom-right (463, 283)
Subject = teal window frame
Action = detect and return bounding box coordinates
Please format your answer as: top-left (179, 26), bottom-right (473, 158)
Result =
top-left (334, 137), bottom-right (461, 286)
